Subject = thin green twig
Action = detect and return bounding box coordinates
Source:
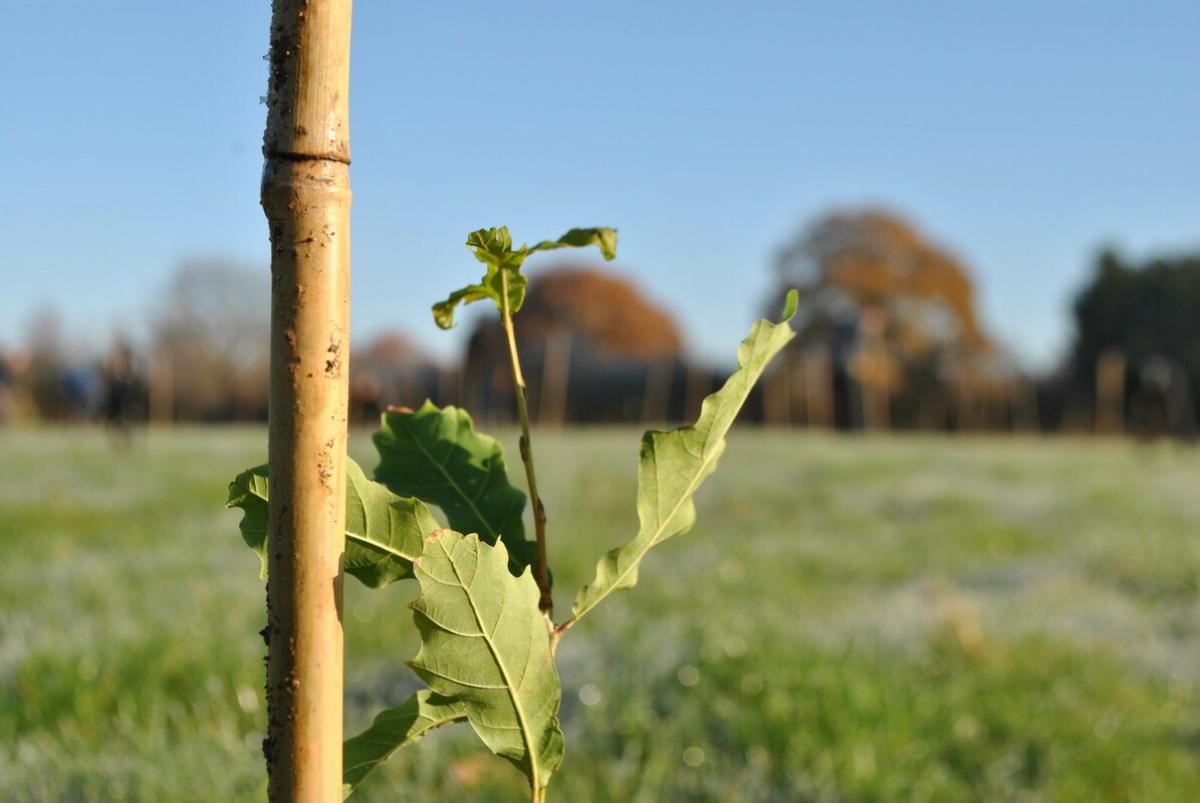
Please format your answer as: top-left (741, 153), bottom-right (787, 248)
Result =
top-left (499, 270), bottom-right (553, 615)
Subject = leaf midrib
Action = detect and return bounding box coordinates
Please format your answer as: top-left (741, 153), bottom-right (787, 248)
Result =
top-left (442, 538), bottom-right (541, 791)
top-left (573, 331), bottom-right (780, 622)
top-left (573, 433), bottom-right (719, 623)
top-left (395, 414), bottom-right (501, 543)
top-left (347, 488), bottom-right (421, 564)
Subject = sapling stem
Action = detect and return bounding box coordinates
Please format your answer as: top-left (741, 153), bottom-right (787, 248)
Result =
top-left (499, 269), bottom-right (554, 615)
top-left (230, 226), bottom-right (791, 800)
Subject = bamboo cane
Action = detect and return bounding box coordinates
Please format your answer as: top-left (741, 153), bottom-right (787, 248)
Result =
top-left (260, 1), bottom-right (353, 800)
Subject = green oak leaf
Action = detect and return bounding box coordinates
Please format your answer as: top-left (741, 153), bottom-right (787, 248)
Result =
top-left (570, 289), bottom-right (798, 624)
top-left (342, 690), bottom-right (467, 799)
top-left (226, 458), bottom-right (436, 588)
top-left (433, 226), bottom-right (527, 329)
top-left (528, 227), bottom-right (618, 261)
top-left (488, 268), bottom-right (527, 317)
top-left (432, 284), bottom-right (490, 330)
top-left (432, 225), bottom-right (617, 328)
top-left (373, 400), bottom-right (536, 573)
top-left (408, 530), bottom-right (564, 797)
top-left (465, 225), bottom-right (518, 269)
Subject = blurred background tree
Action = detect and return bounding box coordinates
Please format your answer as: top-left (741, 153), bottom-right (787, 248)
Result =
top-left (766, 209), bottom-right (1016, 431)
top-left (150, 261), bottom-right (269, 421)
top-left (1066, 249), bottom-right (1200, 437)
top-left (348, 332), bottom-right (438, 424)
top-left (775, 208), bottom-right (987, 351)
top-left (23, 308), bottom-right (71, 420)
top-left (463, 266), bottom-right (685, 424)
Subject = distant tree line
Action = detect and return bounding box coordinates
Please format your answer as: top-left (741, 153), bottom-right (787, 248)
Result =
top-left (1, 209), bottom-right (1196, 438)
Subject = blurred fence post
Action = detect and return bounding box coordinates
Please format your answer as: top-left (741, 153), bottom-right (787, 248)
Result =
top-left (1015, 379), bottom-right (1041, 434)
top-left (684, 362), bottom-right (709, 423)
top-left (805, 349), bottom-right (833, 429)
top-left (441, 363), bottom-right (463, 409)
top-left (538, 330), bottom-right (571, 427)
top-left (643, 358), bottom-right (672, 424)
top-left (148, 347), bottom-right (173, 424)
top-left (763, 358), bottom-right (791, 427)
top-left (1096, 349), bottom-right (1126, 435)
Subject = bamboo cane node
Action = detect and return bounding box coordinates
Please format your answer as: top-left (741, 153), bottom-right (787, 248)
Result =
top-left (264, 148), bottom-right (352, 165)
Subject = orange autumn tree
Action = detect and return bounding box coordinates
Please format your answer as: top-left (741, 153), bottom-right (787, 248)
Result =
top-left (768, 208), bottom-right (1009, 428)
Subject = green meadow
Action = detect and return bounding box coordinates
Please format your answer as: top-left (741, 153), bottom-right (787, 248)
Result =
top-left (1, 427), bottom-right (1197, 802)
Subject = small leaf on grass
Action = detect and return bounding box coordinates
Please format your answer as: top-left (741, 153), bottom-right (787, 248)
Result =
top-left (409, 530), bottom-right (564, 796)
top-left (570, 290), bottom-right (798, 624)
top-left (342, 689), bottom-right (467, 798)
top-left (226, 458), bottom-right (436, 587)
top-left (374, 401), bottom-right (536, 573)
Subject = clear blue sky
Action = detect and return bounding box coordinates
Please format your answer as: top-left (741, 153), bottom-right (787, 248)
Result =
top-left (2, 0), bottom-right (1197, 368)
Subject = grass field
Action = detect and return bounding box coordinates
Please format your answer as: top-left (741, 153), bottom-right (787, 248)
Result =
top-left (1, 427), bottom-right (1198, 802)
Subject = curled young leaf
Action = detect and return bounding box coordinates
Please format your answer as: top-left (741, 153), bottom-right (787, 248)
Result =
top-left (432, 284), bottom-right (490, 330)
top-left (466, 226), bottom-right (518, 268)
top-left (226, 458), bottom-right (437, 588)
top-left (568, 290), bottom-right (798, 626)
top-left (488, 266), bottom-right (527, 316)
top-left (528, 227), bottom-right (618, 261)
top-left (431, 226), bottom-right (618, 329)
